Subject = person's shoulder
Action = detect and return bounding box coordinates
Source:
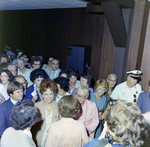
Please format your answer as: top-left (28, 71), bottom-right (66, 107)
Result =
top-left (27, 84), bottom-right (34, 89)
top-left (86, 99), bottom-right (96, 107)
top-left (0, 99), bottom-right (11, 108)
top-left (135, 83), bottom-right (142, 88)
top-left (139, 91), bottom-right (149, 96)
top-left (35, 100), bottom-right (43, 107)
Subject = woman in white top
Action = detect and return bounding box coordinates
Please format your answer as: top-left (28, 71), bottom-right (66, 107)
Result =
top-left (54, 77), bottom-right (70, 102)
top-left (0, 69), bottom-right (14, 105)
top-left (16, 58), bottom-right (31, 86)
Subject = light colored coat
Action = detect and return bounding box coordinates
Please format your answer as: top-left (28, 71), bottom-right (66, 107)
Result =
top-left (1, 127), bottom-right (36, 147)
top-left (45, 118), bottom-right (90, 147)
top-left (32, 100), bottom-right (60, 147)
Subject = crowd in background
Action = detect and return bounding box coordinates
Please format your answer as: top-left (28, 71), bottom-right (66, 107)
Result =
top-left (0, 45), bottom-right (150, 147)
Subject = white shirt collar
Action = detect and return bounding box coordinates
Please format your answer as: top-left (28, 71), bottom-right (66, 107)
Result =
top-left (23, 129), bottom-right (32, 138)
top-left (10, 97), bottom-right (18, 105)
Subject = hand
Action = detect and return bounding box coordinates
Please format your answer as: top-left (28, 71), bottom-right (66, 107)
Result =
top-left (32, 94), bottom-right (38, 102)
top-left (107, 90), bottom-right (112, 97)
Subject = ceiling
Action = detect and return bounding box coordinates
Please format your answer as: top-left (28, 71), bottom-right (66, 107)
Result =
top-left (0, 0), bottom-right (89, 11)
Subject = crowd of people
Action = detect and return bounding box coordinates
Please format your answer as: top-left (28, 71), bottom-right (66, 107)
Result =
top-left (0, 45), bottom-right (150, 147)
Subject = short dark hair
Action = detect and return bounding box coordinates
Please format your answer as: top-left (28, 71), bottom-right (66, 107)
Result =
top-left (30, 56), bottom-right (42, 67)
top-left (30, 69), bottom-right (49, 83)
top-left (0, 62), bottom-right (9, 71)
top-left (67, 66), bottom-right (79, 78)
top-left (9, 55), bottom-right (17, 62)
top-left (10, 99), bottom-right (38, 130)
top-left (59, 70), bottom-right (68, 78)
top-left (54, 77), bottom-right (69, 92)
top-left (0, 69), bottom-right (14, 82)
top-left (81, 73), bottom-right (93, 87)
top-left (7, 81), bottom-right (23, 95)
top-left (58, 95), bottom-right (80, 118)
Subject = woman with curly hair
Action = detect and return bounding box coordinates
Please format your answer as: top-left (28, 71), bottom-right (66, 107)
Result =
top-left (67, 66), bottom-right (80, 93)
top-left (45, 95), bottom-right (90, 147)
top-left (0, 69), bottom-right (14, 104)
top-left (32, 79), bottom-right (60, 147)
top-left (84, 100), bottom-right (148, 147)
top-left (54, 77), bottom-right (70, 102)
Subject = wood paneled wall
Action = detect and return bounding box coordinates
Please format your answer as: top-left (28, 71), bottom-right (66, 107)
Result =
top-left (0, 8), bottom-right (115, 82)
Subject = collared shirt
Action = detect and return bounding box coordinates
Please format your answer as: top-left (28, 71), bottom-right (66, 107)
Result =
top-left (111, 81), bottom-right (142, 103)
top-left (74, 99), bottom-right (99, 139)
top-left (10, 97), bottom-right (18, 105)
top-left (47, 68), bottom-right (61, 80)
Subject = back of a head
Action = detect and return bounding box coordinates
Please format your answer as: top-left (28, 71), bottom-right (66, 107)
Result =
top-left (105, 100), bottom-right (147, 147)
top-left (10, 99), bottom-right (38, 130)
top-left (58, 95), bottom-right (80, 118)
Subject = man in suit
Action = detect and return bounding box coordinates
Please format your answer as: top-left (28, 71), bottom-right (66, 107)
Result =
top-left (1, 99), bottom-right (38, 147)
top-left (0, 81), bottom-right (24, 137)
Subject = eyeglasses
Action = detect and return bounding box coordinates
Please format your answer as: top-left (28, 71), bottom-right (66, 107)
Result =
top-left (108, 78), bottom-right (116, 82)
top-left (75, 93), bottom-right (86, 99)
top-left (133, 94), bottom-right (136, 102)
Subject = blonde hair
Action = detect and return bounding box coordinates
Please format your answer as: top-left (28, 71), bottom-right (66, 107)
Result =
top-left (94, 79), bottom-right (108, 90)
top-left (105, 100), bottom-right (147, 147)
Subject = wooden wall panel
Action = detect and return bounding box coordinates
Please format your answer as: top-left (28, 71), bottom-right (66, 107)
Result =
top-left (0, 8), bottom-right (115, 82)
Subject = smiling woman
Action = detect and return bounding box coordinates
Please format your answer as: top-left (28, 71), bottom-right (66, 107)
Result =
top-left (32, 79), bottom-right (60, 147)
top-left (0, 69), bottom-right (14, 105)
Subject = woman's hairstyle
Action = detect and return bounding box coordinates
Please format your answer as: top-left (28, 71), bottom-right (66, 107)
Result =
top-left (7, 81), bottom-right (23, 95)
top-left (30, 56), bottom-right (42, 67)
top-left (94, 79), bottom-right (108, 90)
top-left (81, 73), bottom-right (93, 87)
top-left (0, 69), bottom-right (14, 82)
top-left (30, 69), bottom-right (49, 83)
top-left (10, 99), bottom-right (38, 130)
top-left (59, 70), bottom-right (68, 78)
top-left (67, 66), bottom-right (79, 79)
top-left (40, 79), bottom-right (58, 95)
top-left (54, 77), bottom-right (69, 92)
top-left (105, 100), bottom-right (148, 147)
top-left (58, 95), bottom-right (80, 118)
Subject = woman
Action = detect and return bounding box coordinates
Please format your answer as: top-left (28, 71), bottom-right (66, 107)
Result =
top-left (84, 100), bottom-right (148, 147)
top-left (25, 69), bottom-right (49, 102)
top-left (45, 95), bottom-right (89, 147)
top-left (0, 69), bottom-right (14, 105)
top-left (89, 79), bottom-right (108, 138)
top-left (32, 79), bottom-right (60, 147)
top-left (54, 77), bottom-right (70, 102)
top-left (72, 73), bottom-right (93, 96)
top-left (59, 70), bottom-right (68, 79)
top-left (67, 66), bottom-right (80, 93)
top-left (16, 58), bottom-right (31, 85)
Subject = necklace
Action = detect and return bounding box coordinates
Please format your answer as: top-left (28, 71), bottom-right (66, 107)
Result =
top-left (44, 102), bottom-right (54, 116)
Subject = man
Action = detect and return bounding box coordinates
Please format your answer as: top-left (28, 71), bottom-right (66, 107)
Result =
top-left (74, 86), bottom-right (99, 139)
top-left (7, 64), bottom-right (17, 77)
top-left (14, 75), bottom-right (27, 94)
top-left (0, 81), bottom-right (24, 137)
top-left (47, 58), bottom-right (61, 80)
top-left (106, 73), bottom-right (117, 97)
top-left (102, 70), bottom-right (142, 118)
top-left (30, 56), bottom-right (42, 71)
top-left (4, 45), bottom-right (15, 59)
top-left (110, 70), bottom-right (142, 103)
top-left (1, 99), bottom-right (37, 147)
top-left (0, 54), bottom-right (8, 63)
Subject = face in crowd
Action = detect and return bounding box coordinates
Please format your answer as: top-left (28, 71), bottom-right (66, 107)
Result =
top-left (107, 76), bottom-right (117, 88)
top-left (51, 59), bottom-right (59, 71)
